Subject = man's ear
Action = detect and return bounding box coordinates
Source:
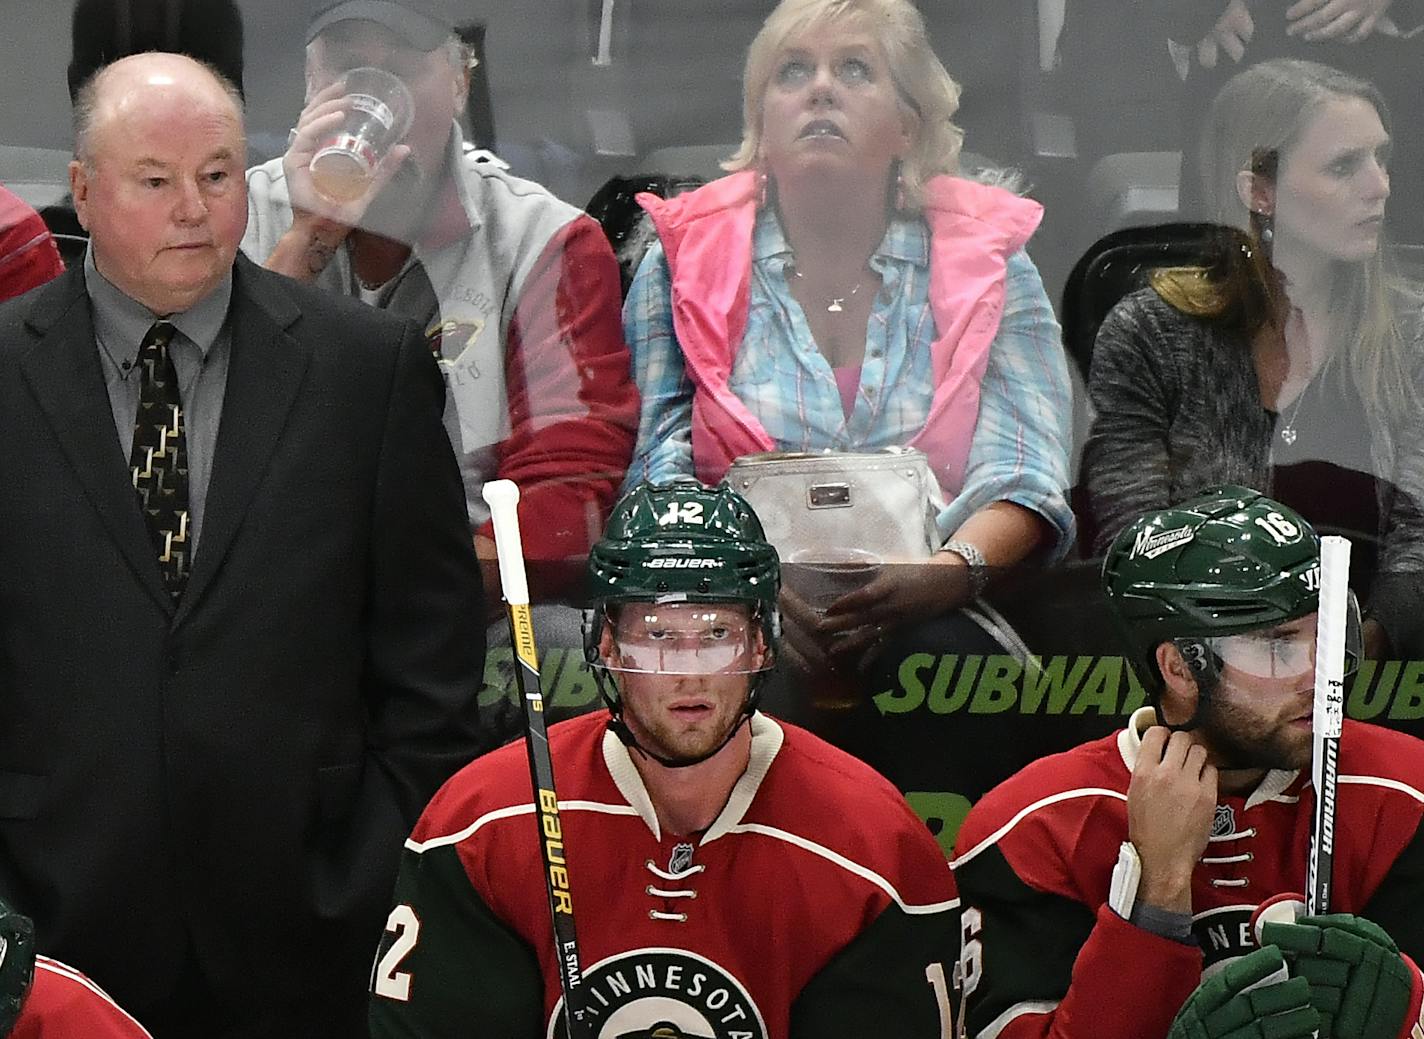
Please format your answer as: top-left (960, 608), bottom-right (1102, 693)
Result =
top-left (750, 625), bottom-right (772, 671)
top-left (69, 159), bottom-right (92, 232)
top-left (1236, 168), bottom-right (1275, 218)
top-left (452, 61), bottom-right (471, 116)
top-left (1155, 641), bottom-right (1201, 728)
top-left (598, 623), bottom-right (618, 668)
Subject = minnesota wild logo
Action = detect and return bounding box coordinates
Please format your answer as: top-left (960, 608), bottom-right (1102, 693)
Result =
top-left (549, 949), bottom-right (767, 1039)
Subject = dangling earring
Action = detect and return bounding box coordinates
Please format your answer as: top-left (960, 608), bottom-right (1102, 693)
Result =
top-left (755, 168), bottom-right (770, 209)
top-left (890, 159), bottom-right (908, 213)
top-left (1251, 207), bottom-right (1274, 243)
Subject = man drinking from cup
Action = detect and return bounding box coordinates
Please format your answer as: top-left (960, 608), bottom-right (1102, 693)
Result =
top-left (243, 0), bottom-right (638, 605)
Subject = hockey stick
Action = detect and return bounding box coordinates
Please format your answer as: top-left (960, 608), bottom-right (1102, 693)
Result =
top-left (1306, 535), bottom-right (1351, 917)
top-left (482, 480), bottom-right (590, 1039)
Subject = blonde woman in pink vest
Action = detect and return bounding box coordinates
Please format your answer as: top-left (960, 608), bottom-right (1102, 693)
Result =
top-left (623, 0), bottom-right (1074, 694)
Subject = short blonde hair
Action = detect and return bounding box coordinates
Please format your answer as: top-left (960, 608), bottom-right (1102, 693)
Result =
top-left (724, 0), bottom-right (963, 211)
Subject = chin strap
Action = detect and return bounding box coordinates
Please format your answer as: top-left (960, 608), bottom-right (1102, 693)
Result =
top-left (592, 667), bottom-right (766, 770)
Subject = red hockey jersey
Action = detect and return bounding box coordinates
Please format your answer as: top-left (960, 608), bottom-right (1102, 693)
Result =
top-left (11, 957), bottom-right (154, 1038)
top-left (369, 711), bottom-right (959, 1038)
top-left (952, 708), bottom-right (1424, 1039)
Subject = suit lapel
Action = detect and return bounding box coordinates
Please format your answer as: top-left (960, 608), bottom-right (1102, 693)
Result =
top-left (17, 270), bottom-right (173, 612)
top-left (176, 258), bottom-right (311, 624)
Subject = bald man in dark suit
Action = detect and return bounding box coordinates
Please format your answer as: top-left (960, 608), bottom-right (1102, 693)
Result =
top-left (0, 52), bottom-right (488, 1038)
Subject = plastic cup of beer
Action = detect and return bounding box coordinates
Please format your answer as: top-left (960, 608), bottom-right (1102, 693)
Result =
top-left (785, 547), bottom-right (882, 615)
top-left (785, 547), bottom-right (882, 711)
top-left (309, 67), bottom-right (415, 204)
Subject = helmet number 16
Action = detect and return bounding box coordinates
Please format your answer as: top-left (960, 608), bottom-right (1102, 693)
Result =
top-left (1254, 512), bottom-right (1301, 545)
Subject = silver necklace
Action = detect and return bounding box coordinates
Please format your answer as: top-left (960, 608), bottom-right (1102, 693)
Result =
top-left (790, 266), bottom-right (863, 314)
top-left (1277, 389), bottom-right (1308, 446)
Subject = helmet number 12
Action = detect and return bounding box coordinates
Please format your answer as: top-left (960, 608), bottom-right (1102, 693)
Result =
top-left (659, 500), bottom-right (705, 526)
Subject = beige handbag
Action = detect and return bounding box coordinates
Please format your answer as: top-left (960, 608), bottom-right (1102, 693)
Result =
top-left (724, 447), bottom-right (941, 562)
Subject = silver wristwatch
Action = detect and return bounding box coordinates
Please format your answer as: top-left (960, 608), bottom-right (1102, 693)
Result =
top-left (942, 539), bottom-right (989, 597)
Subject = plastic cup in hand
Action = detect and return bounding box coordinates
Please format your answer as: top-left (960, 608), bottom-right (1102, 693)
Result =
top-left (309, 68), bottom-right (415, 203)
top-left (785, 547), bottom-right (882, 615)
top-left (785, 548), bottom-right (882, 711)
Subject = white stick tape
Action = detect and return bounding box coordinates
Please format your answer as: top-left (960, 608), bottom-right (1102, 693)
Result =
top-left (481, 480), bottom-right (530, 607)
top-left (1307, 534), bottom-right (1350, 916)
top-left (1313, 536), bottom-right (1351, 741)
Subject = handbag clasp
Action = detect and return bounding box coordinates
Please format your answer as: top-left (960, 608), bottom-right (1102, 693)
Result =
top-left (807, 482), bottom-right (852, 509)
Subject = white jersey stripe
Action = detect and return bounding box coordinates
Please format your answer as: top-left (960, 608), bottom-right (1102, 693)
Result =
top-left (34, 957), bottom-right (156, 1036)
top-left (1191, 903), bottom-right (1257, 922)
top-left (1338, 775), bottom-right (1424, 804)
top-left (406, 800), bottom-right (639, 853)
top-left (726, 822), bottom-right (959, 915)
top-left (977, 999), bottom-right (1061, 1039)
top-left (950, 788), bottom-right (1128, 869)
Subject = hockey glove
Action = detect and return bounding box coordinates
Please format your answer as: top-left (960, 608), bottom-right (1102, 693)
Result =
top-left (1168, 945), bottom-right (1320, 1039)
top-left (1261, 913), bottom-right (1414, 1039)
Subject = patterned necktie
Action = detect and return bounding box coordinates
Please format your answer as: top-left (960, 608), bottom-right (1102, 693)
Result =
top-left (129, 321), bottom-right (190, 599)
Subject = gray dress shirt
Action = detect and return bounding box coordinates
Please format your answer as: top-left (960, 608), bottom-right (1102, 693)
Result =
top-left (84, 249), bottom-right (232, 557)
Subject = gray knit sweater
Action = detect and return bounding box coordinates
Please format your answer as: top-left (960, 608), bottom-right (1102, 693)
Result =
top-left (1083, 285), bottom-right (1424, 653)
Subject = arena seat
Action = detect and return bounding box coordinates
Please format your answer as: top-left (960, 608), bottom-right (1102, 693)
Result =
top-left (584, 171), bottom-right (709, 296)
top-left (1059, 221), bottom-right (1217, 378)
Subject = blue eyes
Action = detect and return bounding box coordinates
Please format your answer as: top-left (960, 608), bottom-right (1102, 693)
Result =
top-left (775, 60), bottom-right (810, 85)
top-left (774, 56), bottom-right (874, 87)
top-left (840, 58), bottom-right (872, 82)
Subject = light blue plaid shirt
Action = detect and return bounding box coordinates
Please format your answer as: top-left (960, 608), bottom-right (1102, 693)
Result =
top-left (623, 208), bottom-right (1076, 558)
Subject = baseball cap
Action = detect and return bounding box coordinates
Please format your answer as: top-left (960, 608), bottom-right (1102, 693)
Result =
top-left (307, 0), bottom-right (456, 51)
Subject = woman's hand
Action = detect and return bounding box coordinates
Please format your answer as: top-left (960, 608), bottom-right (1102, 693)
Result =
top-left (1286, 0), bottom-right (1392, 42)
top-left (818, 552), bottom-right (975, 663)
top-left (778, 586), bottom-right (835, 677)
top-left (1197, 0), bottom-right (1255, 68)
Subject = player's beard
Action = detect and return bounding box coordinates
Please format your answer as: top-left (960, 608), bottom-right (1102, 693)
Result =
top-left (1198, 684), bottom-right (1313, 773)
top-left (620, 678), bottom-right (750, 767)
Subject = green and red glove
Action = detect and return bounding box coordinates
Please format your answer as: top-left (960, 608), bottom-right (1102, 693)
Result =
top-left (1262, 914), bottom-right (1422, 1039)
top-left (1168, 946), bottom-right (1321, 1039)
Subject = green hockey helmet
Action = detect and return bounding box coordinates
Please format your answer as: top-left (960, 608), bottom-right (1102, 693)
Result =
top-left (1102, 486), bottom-right (1338, 722)
top-left (587, 479), bottom-right (780, 620)
top-left (0, 895), bottom-right (35, 1035)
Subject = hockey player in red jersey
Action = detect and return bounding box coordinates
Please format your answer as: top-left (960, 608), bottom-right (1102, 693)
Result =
top-left (369, 481), bottom-right (960, 1038)
top-left (1, 896), bottom-right (155, 1038)
top-left (952, 487), bottom-right (1424, 1039)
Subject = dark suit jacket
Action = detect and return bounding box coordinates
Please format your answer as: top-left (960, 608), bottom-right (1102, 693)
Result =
top-left (0, 256), bottom-right (488, 1035)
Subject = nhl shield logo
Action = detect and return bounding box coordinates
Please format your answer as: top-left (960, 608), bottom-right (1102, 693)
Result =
top-left (1210, 804), bottom-right (1236, 839)
top-left (668, 843), bottom-right (695, 875)
top-left (549, 949), bottom-right (768, 1039)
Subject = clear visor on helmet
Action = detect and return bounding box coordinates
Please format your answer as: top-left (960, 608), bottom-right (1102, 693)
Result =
top-left (599, 606), bottom-right (771, 676)
top-left (1201, 595), bottom-right (1362, 680)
